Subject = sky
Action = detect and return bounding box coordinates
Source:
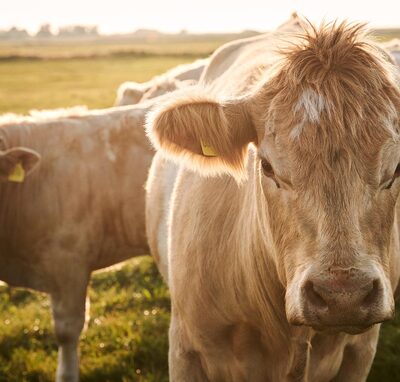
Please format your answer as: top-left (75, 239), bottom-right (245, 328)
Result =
top-left (1, 0), bottom-right (399, 34)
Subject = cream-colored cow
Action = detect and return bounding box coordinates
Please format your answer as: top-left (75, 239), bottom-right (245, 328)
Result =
top-left (0, 53), bottom-right (205, 380)
top-left (146, 21), bottom-right (400, 381)
top-left (0, 101), bottom-right (156, 382)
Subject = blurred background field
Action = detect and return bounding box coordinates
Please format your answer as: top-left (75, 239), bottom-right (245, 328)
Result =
top-left (0, 43), bottom-right (209, 114)
top-left (0, 31), bottom-right (400, 381)
top-left (1, 28), bottom-right (398, 114)
top-left (1, 55), bottom-right (195, 114)
top-left (0, 32), bottom-right (252, 114)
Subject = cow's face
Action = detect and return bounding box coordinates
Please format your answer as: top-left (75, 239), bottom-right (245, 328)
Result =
top-left (256, 84), bottom-right (400, 333)
top-left (147, 23), bottom-right (400, 333)
top-left (250, 25), bottom-right (400, 332)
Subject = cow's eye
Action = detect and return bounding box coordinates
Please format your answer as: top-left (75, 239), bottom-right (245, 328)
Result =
top-left (261, 159), bottom-right (273, 176)
top-left (261, 158), bottom-right (280, 188)
top-left (385, 163), bottom-right (400, 189)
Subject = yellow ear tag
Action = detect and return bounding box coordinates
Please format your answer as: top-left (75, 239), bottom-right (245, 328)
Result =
top-left (8, 162), bottom-right (25, 183)
top-left (200, 141), bottom-right (218, 157)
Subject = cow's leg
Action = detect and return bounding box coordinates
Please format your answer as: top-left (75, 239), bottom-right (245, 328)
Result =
top-left (169, 314), bottom-right (209, 382)
top-left (332, 325), bottom-right (380, 382)
top-left (50, 272), bottom-right (90, 382)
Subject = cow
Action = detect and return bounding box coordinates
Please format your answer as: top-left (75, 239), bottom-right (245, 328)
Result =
top-left (0, 101), bottom-right (158, 382)
top-left (114, 59), bottom-right (208, 106)
top-left (145, 21), bottom-right (400, 381)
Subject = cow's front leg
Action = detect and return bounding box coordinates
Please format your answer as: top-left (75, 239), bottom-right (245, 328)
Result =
top-left (169, 313), bottom-right (209, 382)
top-left (332, 325), bottom-right (380, 382)
top-left (50, 272), bottom-right (90, 382)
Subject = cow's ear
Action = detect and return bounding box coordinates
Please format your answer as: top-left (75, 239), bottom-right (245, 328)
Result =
top-left (0, 147), bottom-right (41, 182)
top-left (146, 90), bottom-right (257, 181)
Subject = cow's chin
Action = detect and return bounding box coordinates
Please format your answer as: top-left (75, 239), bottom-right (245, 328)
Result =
top-left (309, 323), bottom-right (374, 335)
top-left (288, 316), bottom-right (380, 335)
top-left (285, 299), bottom-right (388, 334)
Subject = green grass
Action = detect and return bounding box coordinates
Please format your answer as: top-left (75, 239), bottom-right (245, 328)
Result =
top-left (0, 39), bottom-right (224, 114)
top-left (0, 257), bottom-right (170, 382)
top-left (0, 55), bottom-right (198, 114)
top-left (368, 308), bottom-right (400, 381)
top-left (0, 39), bottom-right (227, 59)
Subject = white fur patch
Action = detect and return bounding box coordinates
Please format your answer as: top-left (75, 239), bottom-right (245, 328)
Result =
top-left (294, 89), bottom-right (326, 122)
top-left (157, 162), bottom-right (179, 280)
top-left (290, 122), bottom-right (306, 140)
top-left (291, 89), bottom-right (326, 139)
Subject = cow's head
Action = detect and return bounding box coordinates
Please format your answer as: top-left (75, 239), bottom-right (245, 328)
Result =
top-left (147, 22), bottom-right (400, 333)
top-left (0, 147), bottom-right (41, 182)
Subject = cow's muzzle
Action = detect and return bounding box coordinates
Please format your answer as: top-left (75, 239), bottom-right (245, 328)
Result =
top-left (287, 267), bottom-right (394, 331)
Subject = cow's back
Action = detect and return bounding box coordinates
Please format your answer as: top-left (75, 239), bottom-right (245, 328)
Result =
top-left (0, 108), bottom-right (153, 292)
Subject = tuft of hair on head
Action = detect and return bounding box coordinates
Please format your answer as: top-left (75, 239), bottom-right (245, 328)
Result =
top-left (281, 20), bottom-right (372, 83)
top-left (267, 19), bottom-right (400, 143)
top-left (278, 20), bottom-right (400, 87)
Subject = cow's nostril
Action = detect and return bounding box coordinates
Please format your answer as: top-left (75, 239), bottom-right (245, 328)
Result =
top-left (362, 279), bottom-right (380, 307)
top-left (304, 280), bottom-right (328, 309)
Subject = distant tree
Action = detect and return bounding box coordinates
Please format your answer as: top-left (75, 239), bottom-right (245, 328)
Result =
top-left (58, 26), bottom-right (72, 38)
top-left (0, 26), bottom-right (29, 40)
top-left (132, 28), bottom-right (161, 41)
top-left (36, 24), bottom-right (53, 38)
top-left (86, 26), bottom-right (99, 36)
top-left (57, 25), bottom-right (99, 38)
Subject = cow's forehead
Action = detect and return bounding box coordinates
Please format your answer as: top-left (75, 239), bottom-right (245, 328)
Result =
top-left (254, 21), bottom-right (400, 172)
top-left (259, 83), bottom-right (398, 165)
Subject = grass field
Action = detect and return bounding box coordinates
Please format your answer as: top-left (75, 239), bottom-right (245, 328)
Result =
top-left (0, 257), bottom-right (170, 382)
top-left (0, 55), bottom-right (199, 114)
top-left (0, 38), bottom-right (224, 114)
top-left (0, 39), bottom-right (227, 59)
top-left (0, 39), bottom-right (400, 381)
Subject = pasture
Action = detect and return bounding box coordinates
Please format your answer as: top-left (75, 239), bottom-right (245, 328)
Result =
top-left (0, 38), bottom-right (399, 381)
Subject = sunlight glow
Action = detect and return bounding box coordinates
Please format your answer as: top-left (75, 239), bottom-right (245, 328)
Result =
top-left (1, 0), bottom-right (399, 34)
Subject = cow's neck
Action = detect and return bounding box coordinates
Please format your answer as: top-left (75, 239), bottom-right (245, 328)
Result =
top-left (173, 157), bottom-right (312, 379)
top-left (228, 158), bottom-right (311, 375)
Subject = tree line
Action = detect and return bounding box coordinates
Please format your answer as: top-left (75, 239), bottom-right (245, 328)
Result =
top-left (0, 24), bottom-right (99, 40)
